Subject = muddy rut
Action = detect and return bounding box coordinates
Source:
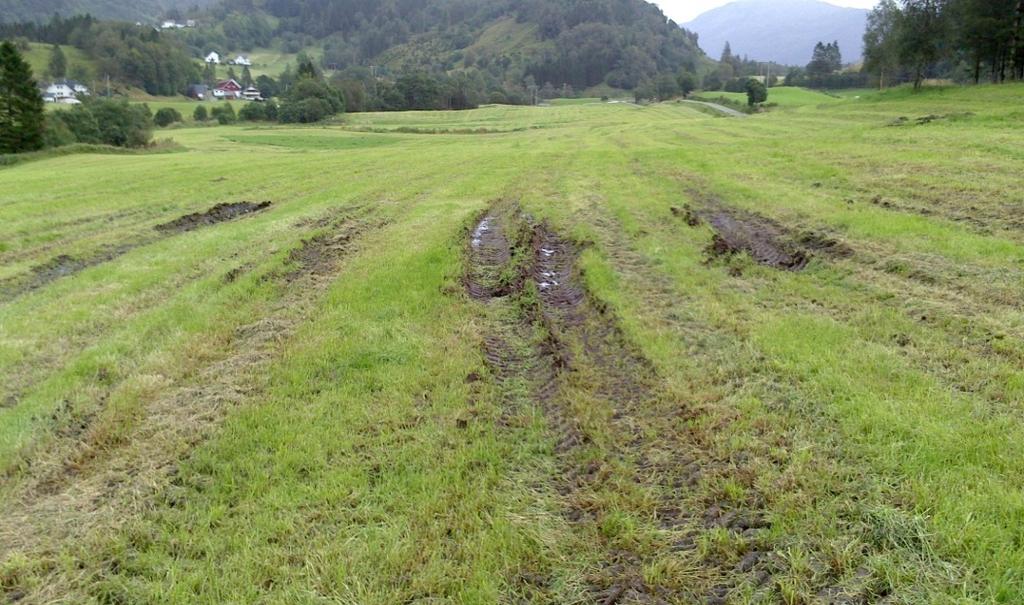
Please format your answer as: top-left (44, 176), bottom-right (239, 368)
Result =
top-left (0, 204), bottom-right (386, 601)
top-left (465, 205), bottom-right (796, 604)
top-left (0, 202), bottom-right (273, 303)
top-left (672, 201), bottom-right (851, 272)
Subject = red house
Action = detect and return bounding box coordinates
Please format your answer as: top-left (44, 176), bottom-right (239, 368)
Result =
top-left (213, 79), bottom-right (243, 100)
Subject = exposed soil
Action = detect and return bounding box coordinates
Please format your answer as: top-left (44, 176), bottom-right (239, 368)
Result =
top-left (704, 210), bottom-right (810, 271)
top-left (465, 213), bottom-right (513, 300)
top-left (673, 199), bottom-right (853, 272)
top-left (466, 208), bottom-right (788, 603)
top-left (0, 243), bottom-right (142, 302)
top-left (154, 201), bottom-right (272, 233)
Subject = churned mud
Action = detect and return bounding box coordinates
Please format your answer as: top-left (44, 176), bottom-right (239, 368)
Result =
top-left (0, 243), bottom-right (141, 302)
top-left (154, 201), bottom-right (272, 233)
top-left (464, 207), bottom-right (793, 603)
top-left (672, 201), bottom-right (851, 271)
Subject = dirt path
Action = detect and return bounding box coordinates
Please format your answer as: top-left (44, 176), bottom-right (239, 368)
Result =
top-left (678, 100), bottom-right (748, 118)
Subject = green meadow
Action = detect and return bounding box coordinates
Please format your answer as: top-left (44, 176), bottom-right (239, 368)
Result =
top-left (1, 84), bottom-right (1023, 604)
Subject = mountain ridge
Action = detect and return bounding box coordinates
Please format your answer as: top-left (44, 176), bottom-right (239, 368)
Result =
top-left (684, 0), bottom-right (869, 66)
top-left (0, 0), bottom-right (216, 24)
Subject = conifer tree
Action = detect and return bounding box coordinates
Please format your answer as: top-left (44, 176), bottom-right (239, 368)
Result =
top-left (48, 44), bottom-right (67, 79)
top-left (0, 41), bottom-right (46, 154)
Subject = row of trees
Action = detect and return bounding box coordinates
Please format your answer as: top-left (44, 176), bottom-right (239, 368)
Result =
top-left (864, 0), bottom-right (1024, 88)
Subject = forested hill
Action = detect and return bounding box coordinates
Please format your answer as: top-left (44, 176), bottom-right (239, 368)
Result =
top-left (0, 0), bottom-right (217, 23)
top-left (203, 0), bottom-right (704, 92)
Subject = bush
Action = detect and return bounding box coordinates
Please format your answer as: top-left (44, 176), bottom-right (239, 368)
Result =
top-left (746, 79), bottom-right (768, 106)
top-left (193, 105), bottom-right (208, 122)
top-left (278, 98), bottom-right (332, 123)
top-left (278, 78), bottom-right (345, 123)
top-left (154, 107), bottom-right (182, 127)
top-left (238, 101), bottom-right (278, 121)
top-left (50, 99), bottom-right (153, 148)
top-left (211, 103), bottom-right (236, 125)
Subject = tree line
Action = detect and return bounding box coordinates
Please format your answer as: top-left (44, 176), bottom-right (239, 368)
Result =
top-left (864, 0), bottom-right (1024, 88)
top-left (1, 14), bottom-right (200, 95)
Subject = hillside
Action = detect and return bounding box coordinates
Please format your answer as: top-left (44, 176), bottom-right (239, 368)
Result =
top-left (207, 0), bottom-right (705, 92)
top-left (685, 0), bottom-right (868, 66)
top-left (0, 0), bottom-right (217, 24)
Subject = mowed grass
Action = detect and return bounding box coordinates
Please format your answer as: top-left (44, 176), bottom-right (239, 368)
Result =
top-left (1, 85), bottom-right (1023, 603)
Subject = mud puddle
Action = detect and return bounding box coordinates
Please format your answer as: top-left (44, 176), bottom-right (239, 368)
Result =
top-left (466, 213), bottom-right (514, 300)
top-left (155, 201), bottom-right (272, 233)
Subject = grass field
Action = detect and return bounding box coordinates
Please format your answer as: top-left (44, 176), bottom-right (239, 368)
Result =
top-left (21, 42), bottom-right (94, 82)
top-left (1, 84), bottom-right (1024, 604)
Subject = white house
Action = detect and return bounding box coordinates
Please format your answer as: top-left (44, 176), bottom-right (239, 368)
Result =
top-left (43, 80), bottom-right (88, 101)
top-left (229, 55), bottom-right (252, 66)
top-left (242, 87), bottom-right (262, 101)
top-left (205, 51), bottom-right (221, 65)
top-left (160, 20), bottom-right (184, 29)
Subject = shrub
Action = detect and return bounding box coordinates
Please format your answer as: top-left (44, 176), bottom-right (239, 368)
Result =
top-left (154, 107), bottom-right (182, 127)
top-left (278, 78), bottom-right (345, 123)
top-left (50, 99), bottom-right (153, 148)
top-left (238, 101), bottom-right (278, 122)
top-left (746, 79), bottom-right (768, 106)
top-left (193, 105), bottom-right (208, 122)
top-left (211, 103), bottom-right (236, 125)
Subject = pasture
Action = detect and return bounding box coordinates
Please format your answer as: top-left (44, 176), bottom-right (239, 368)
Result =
top-left (1, 85), bottom-right (1023, 604)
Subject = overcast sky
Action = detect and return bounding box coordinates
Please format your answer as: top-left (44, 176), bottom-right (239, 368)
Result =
top-left (653, 0), bottom-right (879, 23)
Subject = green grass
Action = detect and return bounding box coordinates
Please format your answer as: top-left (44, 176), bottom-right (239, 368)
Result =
top-left (2, 85), bottom-right (1024, 603)
top-left (21, 42), bottom-right (94, 82)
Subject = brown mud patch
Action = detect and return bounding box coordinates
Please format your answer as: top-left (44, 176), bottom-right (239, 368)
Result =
top-left (0, 243), bottom-right (142, 302)
top-left (704, 210), bottom-right (810, 271)
top-left (672, 200), bottom-right (851, 271)
top-left (154, 201), bottom-right (272, 233)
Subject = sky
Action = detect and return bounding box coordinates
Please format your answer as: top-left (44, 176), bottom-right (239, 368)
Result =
top-left (652, 0), bottom-right (879, 23)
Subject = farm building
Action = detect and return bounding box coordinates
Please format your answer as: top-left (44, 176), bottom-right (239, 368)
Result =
top-left (242, 87), bottom-right (262, 101)
top-left (40, 80), bottom-right (89, 102)
top-left (205, 52), bottom-right (221, 65)
top-left (213, 79), bottom-right (243, 100)
top-left (229, 55), bottom-right (252, 66)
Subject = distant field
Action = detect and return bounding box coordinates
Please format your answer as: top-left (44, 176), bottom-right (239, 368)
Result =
top-left (2, 85), bottom-right (1024, 604)
top-left (702, 86), bottom-right (846, 109)
top-left (22, 42), bottom-right (94, 81)
top-left (204, 46), bottom-right (322, 80)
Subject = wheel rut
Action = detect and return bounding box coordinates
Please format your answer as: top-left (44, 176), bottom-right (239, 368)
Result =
top-left (0, 204), bottom-right (388, 599)
top-left (465, 206), bottom-right (786, 603)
